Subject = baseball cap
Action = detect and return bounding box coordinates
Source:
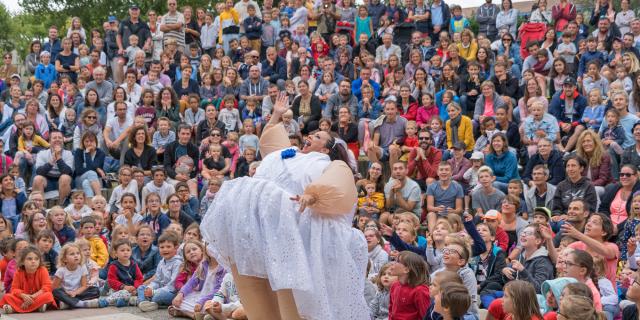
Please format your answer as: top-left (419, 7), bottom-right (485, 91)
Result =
top-left (563, 76), bottom-right (577, 86)
top-left (453, 141), bottom-right (466, 150)
top-left (130, 4), bottom-right (140, 9)
top-left (483, 210), bottom-right (502, 221)
top-left (39, 51), bottom-right (51, 57)
top-left (108, 16), bottom-right (117, 23)
top-left (10, 74), bottom-right (20, 81)
top-left (533, 207), bottom-right (552, 220)
top-left (470, 151), bottom-right (484, 160)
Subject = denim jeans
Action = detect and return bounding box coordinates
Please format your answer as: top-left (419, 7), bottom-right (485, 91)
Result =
top-left (136, 285), bottom-right (176, 306)
top-left (75, 170), bottom-right (100, 197)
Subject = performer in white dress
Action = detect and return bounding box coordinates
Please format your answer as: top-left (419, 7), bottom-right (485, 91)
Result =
top-left (201, 93), bottom-right (369, 320)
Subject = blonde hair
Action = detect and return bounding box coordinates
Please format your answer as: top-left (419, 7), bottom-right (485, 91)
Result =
top-left (75, 238), bottom-right (90, 252)
top-left (477, 165), bottom-right (494, 177)
top-left (559, 295), bottom-right (607, 320)
top-left (47, 206), bottom-right (74, 229)
top-left (111, 225), bottom-right (130, 244)
top-left (576, 130), bottom-right (605, 168)
top-left (396, 221), bottom-right (417, 244)
top-left (57, 243), bottom-right (84, 269)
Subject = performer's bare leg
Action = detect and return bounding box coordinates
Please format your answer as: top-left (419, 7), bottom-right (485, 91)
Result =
top-left (231, 265), bottom-right (281, 320)
top-left (276, 289), bottom-right (302, 320)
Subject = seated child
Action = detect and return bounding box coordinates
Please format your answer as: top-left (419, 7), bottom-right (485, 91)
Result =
top-left (3, 239), bottom-right (30, 293)
top-left (96, 239), bottom-right (143, 307)
top-left (204, 272), bottom-right (246, 320)
top-left (357, 181), bottom-right (385, 220)
top-left (52, 243), bottom-right (102, 309)
top-left (76, 238), bottom-right (101, 288)
top-left (137, 232), bottom-right (183, 312)
top-left (370, 262), bottom-right (397, 320)
top-left (0, 246), bottom-right (56, 313)
top-left (65, 190), bottom-right (93, 228)
top-left (47, 206), bottom-right (76, 246)
top-left (36, 230), bottom-right (58, 276)
top-left (79, 216), bottom-right (109, 268)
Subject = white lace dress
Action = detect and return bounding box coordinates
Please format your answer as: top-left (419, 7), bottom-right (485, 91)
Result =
top-left (201, 148), bottom-right (369, 320)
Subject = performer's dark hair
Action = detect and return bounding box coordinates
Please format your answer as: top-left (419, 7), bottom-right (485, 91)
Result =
top-left (324, 134), bottom-right (353, 172)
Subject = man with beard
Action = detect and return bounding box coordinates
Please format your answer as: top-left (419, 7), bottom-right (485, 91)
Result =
top-left (324, 79), bottom-right (358, 122)
top-left (552, 198), bottom-right (590, 246)
top-left (407, 130), bottom-right (442, 189)
top-left (591, 17), bottom-right (620, 52)
top-left (379, 161), bottom-right (422, 226)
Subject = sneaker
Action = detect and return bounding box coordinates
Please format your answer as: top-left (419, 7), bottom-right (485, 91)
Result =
top-left (98, 299), bottom-right (109, 308)
top-left (203, 315), bottom-right (214, 320)
top-left (115, 298), bottom-right (128, 308)
top-left (138, 301), bottom-right (159, 312)
top-left (58, 301), bottom-right (69, 310)
top-left (129, 296), bottom-right (138, 306)
top-left (38, 304), bottom-right (47, 312)
top-left (3, 304), bottom-right (13, 314)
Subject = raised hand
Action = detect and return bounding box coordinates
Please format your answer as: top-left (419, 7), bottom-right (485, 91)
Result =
top-left (273, 92), bottom-right (290, 117)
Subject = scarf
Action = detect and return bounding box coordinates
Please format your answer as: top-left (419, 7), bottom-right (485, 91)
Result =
top-left (113, 259), bottom-right (139, 286)
top-left (449, 114), bottom-right (462, 145)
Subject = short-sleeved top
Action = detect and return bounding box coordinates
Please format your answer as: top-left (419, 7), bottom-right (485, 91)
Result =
top-left (568, 241), bottom-right (619, 285)
top-left (384, 177), bottom-right (422, 216)
top-left (426, 180), bottom-right (464, 210)
top-left (162, 12), bottom-right (186, 47)
top-left (471, 188), bottom-right (506, 213)
top-left (55, 265), bottom-right (88, 292)
top-left (376, 117), bottom-right (407, 149)
top-left (106, 116), bottom-right (134, 141)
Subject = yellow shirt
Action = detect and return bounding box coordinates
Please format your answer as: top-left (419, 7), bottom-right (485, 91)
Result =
top-left (218, 9), bottom-right (240, 44)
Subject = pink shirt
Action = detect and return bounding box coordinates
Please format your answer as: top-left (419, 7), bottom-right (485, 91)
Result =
top-left (609, 189), bottom-right (629, 225)
top-left (569, 241), bottom-right (619, 285)
top-left (484, 98), bottom-right (495, 117)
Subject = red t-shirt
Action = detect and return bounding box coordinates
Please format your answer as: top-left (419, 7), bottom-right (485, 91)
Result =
top-left (488, 298), bottom-right (544, 320)
top-left (389, 281), bottom-right (431, 320)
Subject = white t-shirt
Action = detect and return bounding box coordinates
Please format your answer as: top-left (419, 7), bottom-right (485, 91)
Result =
top-left (106, 116), bottom-right (133, 141)
top-left (55, 265), bottom-right (88, 292)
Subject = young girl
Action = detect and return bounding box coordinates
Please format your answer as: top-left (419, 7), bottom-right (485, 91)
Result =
top-left (238, 119), bottom-right (259, 155)
top-left (202, 144), bottom-right (230, 181)
top-left (52, 243), bottom-right (101, 309)
top-left (3, 239), bottom-right (30, 293)
top-left (388, 251), bottom-right (431, 319)
top-left (619, 192), bottom-right (640, 260)
top-left (15, 201), bottom-right (40, 239)
top-left (199, 73), bottom-right (216, 101)
top-left (582, 61), bottom-right (609, 96)
top-left (1, 246), bottom-right (56, 313)
top-left (65, 190), bottom-right (93, 227)
top-left (234, 147), bottom-right (257, 178)
top-left (113, 193), bottom-right (143, 237)
top-left (416, 93), bottom-right (439, 130)
top-left (354, 5), bottom-right (373, 43)
top-left (563, 249), bottom-right (603, 311)
top-left (175, 240), bottom-right (205, 292)
top-left (107, 167), bottom-right (140, 214)
top-left (400, 120), bottom-right (419, 161)
top-left (612, 64), bottom-right (633, 94)
top-left (558, 295), bottom-right (607, 320)
top-left (582, 88), bottom-right (606, 131)
top-left (76, 238), bottom-right (101, 287)
top-left (15, 121), bottom-right (50, 176)
top-left (593, 256), bottom-right (618, 320)
top-left (430, 116), bottom-right (447, 151)
top-left (98, 239), bottom-right (143, 307)
top-left (170, 248), bottom-right (227, 319)
top-left (370, 263), bottom-right (398, 320)
top-left (488, 280), bottom-right (543, 320)
top-left (599, 109), bottom-right (626, 156)
top-left (315, 72), bottom-right (338, 109)
top-left (549, 57), bottom-right (569, 96)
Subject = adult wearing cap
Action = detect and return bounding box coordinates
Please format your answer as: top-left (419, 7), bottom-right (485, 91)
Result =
top-left (484, 132), bottom-right (519, 193)
top-left (549, 76), bottom-right (588, 153)
top-left (408, 130), bottom-right (442, 189)
top-left (600, 164), bottom-right (640, 233)
top-left (522, 137), bottom-right (565, 186)
top-left (0, 74), bottom-right (22, 103)
top-left (524, 164), bottom-right (557, 219)
top-left (117, 5), bottom-right (152, 61)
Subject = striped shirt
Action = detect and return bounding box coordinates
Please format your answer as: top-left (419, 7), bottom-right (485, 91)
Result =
top-left (161, 11), bottom-right (185, 49)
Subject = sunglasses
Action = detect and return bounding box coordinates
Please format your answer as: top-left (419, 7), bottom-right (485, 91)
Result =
top-left (211, 133), bottom-right (221, 137)
top-left (86, 116), bottom-right (97, 119)
top-left (418, 137), bottom-right (431, 141)
top-left (620, 172), bottom-right (635, 177)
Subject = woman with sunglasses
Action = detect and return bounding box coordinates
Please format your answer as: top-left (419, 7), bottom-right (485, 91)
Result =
top-left (496, 34), bottom-right (522, 77)
top-left (0, 53), bottom-right (17, 83)
top-left (600, 165), bottom-right (640, 232)
top-left (622, 270), bottom-right (640, 320)
top-left (73, 108), bottom-right (104, 150)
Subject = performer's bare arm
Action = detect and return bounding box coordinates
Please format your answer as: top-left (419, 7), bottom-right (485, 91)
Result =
top-left (260, 93), bottom-right (292, 158)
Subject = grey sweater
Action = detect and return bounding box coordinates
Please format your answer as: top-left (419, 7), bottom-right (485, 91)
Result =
top-left (149, 254), bottom-right (183, 292)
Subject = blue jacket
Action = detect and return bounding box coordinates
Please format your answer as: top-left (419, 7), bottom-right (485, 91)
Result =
top-left (73, 148), bottom-right (106, 178)
top-left (484, 151), bottom-right (519, 184)
top-left (261, 56), bottom-right (287, 84)
top-left (143, 213), bottom-right (172, 244)
top-left (34, 64), bottom-right (57, 89)
top-left (548, 90), bottom-right (588, 126)
top-left (0, 192), bottom-right (27, 219)
top-left (132, 245), bottom-right (161, 281)
top-left (243, 16), bottom-right (262, 40)
top-left (351, 78), bottom-right (380, 101)
top-left (577, 50), bottom-right (606, 76)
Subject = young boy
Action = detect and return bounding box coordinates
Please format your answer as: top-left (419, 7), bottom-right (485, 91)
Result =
top-left (151, 117), bottom-right (177, 163)
top-left (261, 13), bottom-right (277, 56)
top-left (449, 5), bottom-right (469, 34)
top-left (555, 32), bottom-right (577, 73)
top-left (142, 167), bottom-right (176, 206)
top-left (244, 4), bottom-right (263, 53)
top-left (473, 117), bottom-right (498, 153)
top-left (34, 51), bottom-right (57, 89)
top-left (37, 230), bottom-right (58, 276)
top-left (218, 94), bottom-right (242, 132)
top-left (200, 12), bottom-right (217, 58)
top-left (471, 166), bottom-right (505, 218)
top-left (577, 37), bottom-right (606, 78)
top-left (137, 231), bottom-right (183, 312)
top-left (357, 181), bottom-right (385, 220)
top-left (187, 44), bottom-right (201, 70)
top-left (0, 238), bottom-right (16, 282)
top-left (434, 282), bottom-right (472, 320)
top-left (482, 210), bottom-right (509, 252)
top-left (80, 216), bottom-right (109, 268)
top-left (123, 34), bottom-right (142, 68)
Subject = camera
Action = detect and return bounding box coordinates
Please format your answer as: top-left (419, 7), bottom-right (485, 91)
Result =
top-left (323, 4), bottom-right (329, 9)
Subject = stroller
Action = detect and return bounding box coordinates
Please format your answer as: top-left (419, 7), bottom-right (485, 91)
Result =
top-left (517, 22), bottom-right (548, 59)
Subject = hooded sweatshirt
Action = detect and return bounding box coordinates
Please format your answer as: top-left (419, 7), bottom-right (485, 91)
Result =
top-left (149, 254), bottom-right (183, 292)
top-left (540, 277), bottom-right (578, 314)
top-left (511, 246), bottom-right (554, 293)
top-left (551, 176), bottom-right (598, 215)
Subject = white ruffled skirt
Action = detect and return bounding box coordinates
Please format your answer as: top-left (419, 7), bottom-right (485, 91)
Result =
top-left (201, 177), bottom-right (369, 320)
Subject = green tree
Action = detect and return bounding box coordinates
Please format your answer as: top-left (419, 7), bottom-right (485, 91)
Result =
top-left (0, 3), bottom-right (16, 53)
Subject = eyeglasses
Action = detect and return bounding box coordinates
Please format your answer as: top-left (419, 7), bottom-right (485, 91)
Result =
top-left (169, 200), bottom-right (180, 204)
top-left (419, 137), bottom-right (431, 141)
top-left (620, 172), bottom-right (635, 177)
top-left (442, 247), bottom-right (461, 257)
top-left (211, 133), bottom-right (221, 137)
top-left (86, 116), bottom-right (97, 119)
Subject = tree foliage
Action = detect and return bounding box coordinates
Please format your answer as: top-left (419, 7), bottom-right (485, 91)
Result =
top-left (0, 3), bottom-right (16, 53)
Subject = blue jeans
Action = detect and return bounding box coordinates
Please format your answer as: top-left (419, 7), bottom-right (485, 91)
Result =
top-left (493, 181), bottom-right (509, 193)
top-left (75, 171), bottom-right (100, 197)
top-left (136, 285), bottom-right (176, 306)
top-left (7, 215), bottom-right (19, 234)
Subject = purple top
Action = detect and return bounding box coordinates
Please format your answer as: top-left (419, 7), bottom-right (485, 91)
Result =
top-left (180, 260), bottom-right (227, 306)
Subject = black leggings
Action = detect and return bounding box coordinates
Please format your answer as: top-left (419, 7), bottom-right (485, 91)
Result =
top-left (53, 286), bottom-right (100, 308)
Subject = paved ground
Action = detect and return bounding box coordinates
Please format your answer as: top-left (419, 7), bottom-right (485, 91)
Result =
top-left (2, 306), bottom-right (174, 320)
